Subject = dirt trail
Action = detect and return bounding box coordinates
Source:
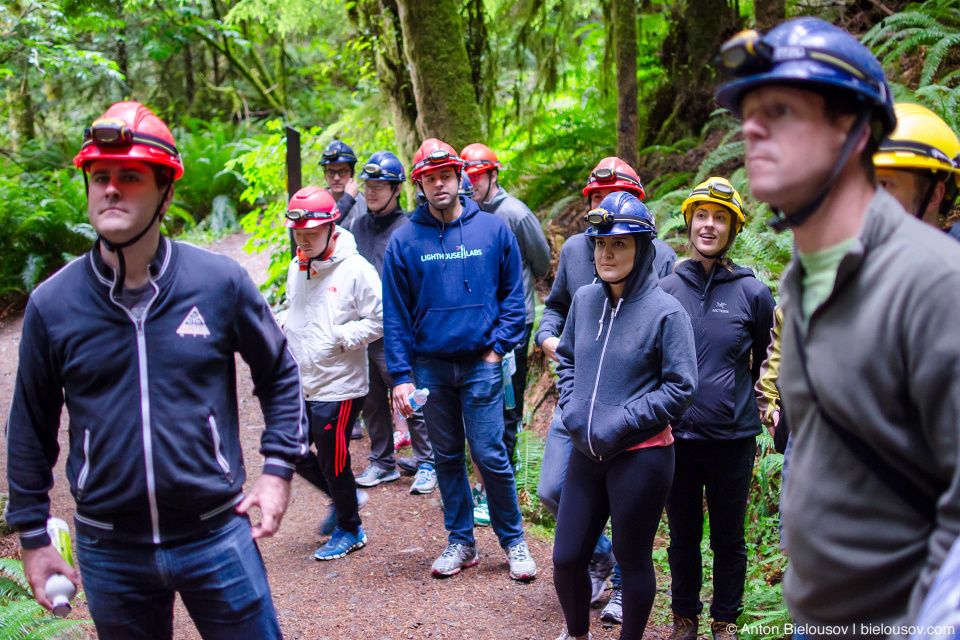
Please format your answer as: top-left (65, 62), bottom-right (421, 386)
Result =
top-left (0, 234), bottom-right (665, 639)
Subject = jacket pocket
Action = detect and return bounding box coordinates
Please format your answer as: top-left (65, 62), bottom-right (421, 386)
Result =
top-left (208, 415), bottom-right (232, 482)
top-left (414, 305), bottom-right (490, 354)
top-left (76, 429), bottom-right (91, 500)
top-left (560, 396), bottom-right (591, 451)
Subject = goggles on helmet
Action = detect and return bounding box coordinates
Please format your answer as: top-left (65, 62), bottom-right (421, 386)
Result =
top-left (286, 209), bottom-right (337, 223)
top-left (362, 163), bottom-right (402, 181)
top-left (81, 117), bottom-right (179, 157)
top-left (412, 148), bottom-right (460, 175)
top-left (589, 167), bottom-right (642, 188)
top-left (719, 29), bottom-right (885, 97)
top-left (585, 207), bottom-right (656, 230)
top-left (321, 149), bottom-right (339, 161)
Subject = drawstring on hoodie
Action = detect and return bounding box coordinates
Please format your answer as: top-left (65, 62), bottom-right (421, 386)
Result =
top-left (459, 217), bottom-right (471, 292)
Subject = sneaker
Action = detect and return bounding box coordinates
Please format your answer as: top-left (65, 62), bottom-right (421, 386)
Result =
top-left (666, 615), bottom-right (698, 640)
top-left (397, 456), bottom-right (418, 476)
top-left (393, 430), bottom-right (411, 450)
top-left (319, 490), bottom-right (369, 536)
top-left (431, 543), bottom-right (478, 576)
top-left (600, 587), bottom-right (623, 623)
top-left (410, 463), bottom-right (438, 494)
top-left (588, 554), bottom-right (617, 603)
top-left (313, 527), bottom-right (367, 561)
top-left (555, 632), bottom-right (592, 640)
top-left (505, 539), bottom-right (537, 580)
top-left (355, 464), bottom-right (401, 488)
top-left (473, 494), bottom-right (491, 527)
top-left (351, 420), bottom-right (365, 440)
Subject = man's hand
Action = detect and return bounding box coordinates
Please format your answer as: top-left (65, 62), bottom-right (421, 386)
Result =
top-left (392, 382), bottom-right (416, 420)
top-left (541, 337), bottom-right (560, 362)
top-left (23, 544), bottom-right (80, 612)
top-left (237, 474), bottom-right (291, 539)
top-left (345, 178), bottom-right (360, 198)
top-left (482, 349), bottom-right (503, 364)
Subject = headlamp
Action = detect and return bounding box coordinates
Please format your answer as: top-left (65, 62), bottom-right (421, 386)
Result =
top-left (286, 209), bottom-right (336, 222)
top-left (321, 149), bottom-right (339, 161)
top-left (84, 118), bottom-right (134, 148)
top-left (428, 149), bottom-right (451, 163)
top-left (586, 208), bottom-right (615, 225)
top-left (362, 163), bottom-right (401, 180)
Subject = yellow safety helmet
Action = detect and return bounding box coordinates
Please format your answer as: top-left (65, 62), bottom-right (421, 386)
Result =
top-left (874, 103), bottom-right (960, 187)
top-left (681, 177), bottom-right (746, 232)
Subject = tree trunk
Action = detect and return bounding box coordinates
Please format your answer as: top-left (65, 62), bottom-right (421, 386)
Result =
top-left (13, 74), bottom-right (35, 150)
top-left (184, 42), bottom-right (196, 110)
top-left (395, 0), bottom-right (483, 150)
top-left (753, 0), bottom-right (785, 33)
top-left (116, 0), bottom-right (129, 89)
top-left (612, 0), bottom-right (638, 169)
top-left (687, 0), bottom-right (734, 84)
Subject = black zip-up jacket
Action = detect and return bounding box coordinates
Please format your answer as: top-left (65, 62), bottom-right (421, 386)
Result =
top-left (5, 238), bottom-right (308, 548)
top-left (555, 239), bottom-right (698, 462)
top-left (659, 259), bottom-right (775, 440)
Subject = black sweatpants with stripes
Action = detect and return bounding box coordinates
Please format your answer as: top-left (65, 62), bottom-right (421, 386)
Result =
top-left (294, 398), bottom-right (363, 534)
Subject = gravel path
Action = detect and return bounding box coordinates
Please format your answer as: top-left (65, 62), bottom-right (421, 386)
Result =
top-left (0, 233), bottom-right (670, 639)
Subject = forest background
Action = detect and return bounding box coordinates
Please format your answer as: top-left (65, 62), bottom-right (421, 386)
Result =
top-left (0, 0), bottom-right (959, 636)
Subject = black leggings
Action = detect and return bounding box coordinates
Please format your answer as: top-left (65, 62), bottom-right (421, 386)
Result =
top-left (553, 445), bottom-right (674, 639)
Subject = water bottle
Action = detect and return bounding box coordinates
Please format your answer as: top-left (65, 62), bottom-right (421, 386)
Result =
top-left (408, 388), bottom-right (430, 411)
top-left (501, 351), bottom-right (517, 410)
top-left (45, 517), bottom-right (76, 618)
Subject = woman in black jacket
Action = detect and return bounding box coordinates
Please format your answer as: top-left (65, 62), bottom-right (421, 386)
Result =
top-left (659, 178), bottom-right (776, 640)
top-left (552, 191), bottom-right (698, 640)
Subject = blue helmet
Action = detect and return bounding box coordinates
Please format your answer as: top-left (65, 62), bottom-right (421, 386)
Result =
top-left (459, 173), bottom-right (475, 198)
top-left (584, 191), bottom-right (657, 238)
top-left (319, 140), bottom-right (358, 166)
top-left (358, 150), bottom-right (405, 182)
top-left (715, 17), bottom-right (895, 138)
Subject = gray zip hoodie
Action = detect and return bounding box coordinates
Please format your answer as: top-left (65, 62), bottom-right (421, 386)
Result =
top-left (555, 236), bottom-right (698, 462)
top-left (779, 188), bottom-right (960, 636)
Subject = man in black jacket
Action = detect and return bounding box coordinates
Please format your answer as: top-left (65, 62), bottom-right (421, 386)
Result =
top-left (5, 102), bottom-right (307, 640)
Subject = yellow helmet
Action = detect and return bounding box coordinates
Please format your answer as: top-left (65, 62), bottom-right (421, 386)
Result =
top-left (681, 177), bottom-right (746, 232)
top-left (874, 103), bottom-right (960, 187)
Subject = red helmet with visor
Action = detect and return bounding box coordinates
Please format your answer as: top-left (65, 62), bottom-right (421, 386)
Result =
top-left (411, 139), bottom-right (463, 182)
top-left (73, 101), bottom-right (183, 180)
top-left (460, 143), bottom-right (502, 177)
top-left (582, 157), bottom-right (644, 199)
top-left (285, 186), bottom-right (341, 229)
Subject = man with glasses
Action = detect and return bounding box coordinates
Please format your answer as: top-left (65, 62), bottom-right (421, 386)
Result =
top-left (345, 151), bottom-right (437, 495)
top-left (320, 140), bottom-right (367, 229)
top-left (382, 138), bottom-right (536, 581)
top-left (716, 18), bottom-right (960, 634)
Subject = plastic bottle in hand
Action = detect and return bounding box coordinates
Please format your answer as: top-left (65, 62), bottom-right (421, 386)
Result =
top-left (408, 388), bottom-right (430, 411)
top-left (45, 517), bottom-right (76, 618)
top-left (501, 351), bottom-right (517, 410)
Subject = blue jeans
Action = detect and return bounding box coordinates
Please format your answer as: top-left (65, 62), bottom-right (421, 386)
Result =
top-left (414, 354), bottom-right (524, 549)
top-left (539, 406), bottom-right (614, 562)
top-left (76, 514), bottom-right (281, 640)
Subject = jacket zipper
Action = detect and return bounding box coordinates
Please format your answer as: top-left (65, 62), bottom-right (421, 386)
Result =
top-left (76, 429), bottom-right (91, 499)
top-left (586, 298), bottom-right (621, 461)
top-left (208, 415), bottom-right (232, 480)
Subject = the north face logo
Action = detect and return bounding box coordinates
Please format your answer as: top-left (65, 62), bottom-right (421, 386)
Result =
top-left (176, 306), bottom-right (211, 337)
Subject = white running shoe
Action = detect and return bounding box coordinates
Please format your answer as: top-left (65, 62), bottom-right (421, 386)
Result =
top-left (505, 539), bottom-right (537, 580)
top-left (431, 543), bottom-right (478, 576)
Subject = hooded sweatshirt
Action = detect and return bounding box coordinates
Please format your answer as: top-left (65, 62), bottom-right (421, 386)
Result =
top-left (481, 186), bottom-right (551, 324)
top-left (382, 197), bottom-right (526, 385)
top-left (659, 259), bottom-right (775, 440)
top-left (555, 236), bottom-right (698, 462)
top-left (535, 233), bottom-right (681, 347)
top-left (284, 228), bottom-right (383, 402)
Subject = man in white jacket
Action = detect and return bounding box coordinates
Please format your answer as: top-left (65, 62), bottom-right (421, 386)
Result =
top-left (283, 186), bottom-right (383, 561)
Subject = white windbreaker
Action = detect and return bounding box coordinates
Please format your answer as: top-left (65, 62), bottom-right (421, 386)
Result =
top-left (284, 228), bottom-right (383, 402)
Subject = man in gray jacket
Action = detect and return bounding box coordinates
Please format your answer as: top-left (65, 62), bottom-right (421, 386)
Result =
top-left (717, 18), bottom-right (960, 637)
top-left (461, 143), bottom-right (551, 469)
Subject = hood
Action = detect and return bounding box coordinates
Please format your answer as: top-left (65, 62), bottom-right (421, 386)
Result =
top-left (482, 185), bottom-right (510, 211)
top-left (593, 234), bottom-right (660, 305)
top-left (410, 196), bottom-right (480, 228)
top-left (673, 258), bottom-right (755, 291)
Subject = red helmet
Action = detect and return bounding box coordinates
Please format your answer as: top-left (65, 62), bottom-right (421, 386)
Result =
top-left (73, 101), bottom-right (183, 180)
top-left (460, 143), bottom-right (502, 177)
top-left (582, 157), bottom-right (644, 199)
top-left (284, 186), bottom-right (341, 229)
top-left (411, 138), bottom-right (463, 182)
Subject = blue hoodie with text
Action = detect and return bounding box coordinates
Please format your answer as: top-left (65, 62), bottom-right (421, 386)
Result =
top-left (382, 197), bottom-right (526, 385)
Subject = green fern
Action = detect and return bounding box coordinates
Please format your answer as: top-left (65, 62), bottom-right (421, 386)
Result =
top-left (0, 560), bottom-right (92, 640)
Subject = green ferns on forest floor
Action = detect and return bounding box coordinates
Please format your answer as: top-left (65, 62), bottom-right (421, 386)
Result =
top-left (0, 559), bottom-right (91, 640)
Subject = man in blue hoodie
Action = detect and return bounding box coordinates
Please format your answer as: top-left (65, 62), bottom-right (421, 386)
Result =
top-left (382, 138), bottom-right (536, 581)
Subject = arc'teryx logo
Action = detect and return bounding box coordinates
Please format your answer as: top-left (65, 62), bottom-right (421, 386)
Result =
top-left (712, 301), bottom-right (729, 314)
top-left (176, 306), bottom-right (211, 337)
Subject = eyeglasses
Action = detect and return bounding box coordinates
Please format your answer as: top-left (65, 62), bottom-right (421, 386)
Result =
top-left (286, 209), bottom-right (336, 222)
top-left (81, 117), bottom-right (179, 157)
top-left (324, 167), bottom-right (352, 179)
top-left (718, 29), bottom-right (881, 94)
top-left (363, 163), bottom-right (401, 181)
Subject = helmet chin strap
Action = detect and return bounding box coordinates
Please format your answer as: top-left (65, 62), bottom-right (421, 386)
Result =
top-left (768, 108), bottom-right (873, 233)
top-left (914, 177), bottom-right (938, 220)
top-left (480, 172), bottom-right (495, 204)
top-left (300, 224), bottom-right (336, 279)
top-left (369, 184), bottom-right (401, 216)
top-left (93, 178), bottom-right (172, 299)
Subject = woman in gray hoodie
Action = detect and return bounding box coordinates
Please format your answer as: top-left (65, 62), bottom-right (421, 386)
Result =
top-left (552, 191), bottom-right (698, 640)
